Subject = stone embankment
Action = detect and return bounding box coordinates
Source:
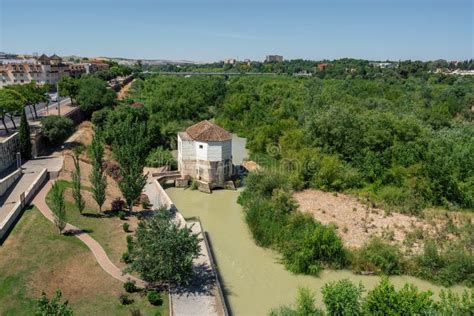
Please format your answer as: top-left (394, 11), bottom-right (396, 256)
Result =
top-left (149, 172), bottom-right (228, 316)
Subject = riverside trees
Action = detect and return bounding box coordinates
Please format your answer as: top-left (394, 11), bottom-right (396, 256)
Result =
top-left (128, 210), bottom-right (200, 285)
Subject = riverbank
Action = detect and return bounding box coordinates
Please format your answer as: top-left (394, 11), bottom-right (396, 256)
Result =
top-left (166, 187), bottom-right (468, 315)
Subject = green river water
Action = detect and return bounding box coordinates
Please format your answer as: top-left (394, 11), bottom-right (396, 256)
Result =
top-left (166, 134), bottom-right (465, 315)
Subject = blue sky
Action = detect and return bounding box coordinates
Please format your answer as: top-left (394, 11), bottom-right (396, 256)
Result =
top-left (1, 0), bottom-right (472, 61)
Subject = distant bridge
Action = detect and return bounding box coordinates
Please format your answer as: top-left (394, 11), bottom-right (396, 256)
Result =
top-left (141, 71), bottom-right (279, 77)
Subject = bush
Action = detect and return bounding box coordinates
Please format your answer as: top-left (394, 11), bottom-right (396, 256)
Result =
top-left (122, 251), bottom-right (132, 264)
top-left (437, 289), bottom-right (474, 315)
top-left (147, 290), bottom-right (163, 306)
top-left (41, 115), bottom-right (74, 145)
top-left (190, 180), bottom-right (198, 190)
top-left (119, 210), bottom-right (127, 220)
top-left (363, 277), bottom-right (434, 315)
top-left (139, 194), bottom-right (150, 209)
top-left (91, 107), bottom-right (110, 128)
top-left (322, 279), bottom-right (364, 315)
top-left (118, 293), bottom-right (133, 305)
top-left (352, 237), bottom-right (403, 275)
top-left (414, 240), bottom-right (474, 287)
top-left (130, 307), bottom-right (141, 316)
top-left (105, 161), bottom-right (122, 181)
top-left (123, 222), bottom-right (130, 232)
top-left (123, 280), bottom-right (137, 293)
top-left (281, 214), bottom-right (348, 275)
top-left (111, 197), bottom-right (125, 212)
top-left (146, 147), bottom-right (177, 169)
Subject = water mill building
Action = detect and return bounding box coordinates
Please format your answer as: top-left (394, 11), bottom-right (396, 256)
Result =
top-left (177, 120), bottom-right (235, 193)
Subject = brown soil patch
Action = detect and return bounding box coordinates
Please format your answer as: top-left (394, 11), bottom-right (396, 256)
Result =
top-left (27, 252), bottom-right (122, 302)
top-left (294, 189), bottom-right (470, 253)
top-left (117, 80), bottom-right (134, 100)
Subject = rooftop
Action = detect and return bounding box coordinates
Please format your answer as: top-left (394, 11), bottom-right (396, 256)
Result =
top-left (184, 120), bottom-right (232, 142)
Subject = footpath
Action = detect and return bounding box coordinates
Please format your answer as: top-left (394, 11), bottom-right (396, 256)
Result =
top-left (145, 174), bottom-right (224, 316)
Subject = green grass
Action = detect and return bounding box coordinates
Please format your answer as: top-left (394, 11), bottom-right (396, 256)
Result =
top-left (0, 206), bottom-right (168, 315)
top-left (46, 179), bottom-right (130, 268)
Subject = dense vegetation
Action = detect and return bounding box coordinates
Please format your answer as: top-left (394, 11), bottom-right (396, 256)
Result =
top-left (91, 61), bottom-right (474, 286)
top-left (123, 66), bottom-right (474, 212)
top-left (145, 58), bottom-right (474, 76)
top-left (270, 278), bottom-right (474, 316)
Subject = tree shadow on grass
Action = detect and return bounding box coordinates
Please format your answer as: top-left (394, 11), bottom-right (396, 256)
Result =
top-left (82, 212), bottom-right (112, 218)
top-left (64, 228), bottom-right (93, 236)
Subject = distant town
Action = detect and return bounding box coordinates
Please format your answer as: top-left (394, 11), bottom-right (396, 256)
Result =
top-left (2, 51), bottom-right (473, 89)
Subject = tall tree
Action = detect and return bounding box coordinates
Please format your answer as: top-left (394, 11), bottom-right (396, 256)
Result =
top-left (8, 82), bottom-right (47, 119)
top-left (19, 108), bottom-right (32, 161)
top-left (50, 182), bottom-right (67, 234)
top-left (71, 146), bottom-right (85, 214)
top-left (76, 77), bottom-right (116, 114)
top-left (89, 131), bottom-right (107, 212)
top-left (112, 117), bottom-right (149, 212)
top-left (0, 88), bottom-right (25, 132)
top-left (58, 76), bottom-right (79, 104)
top-left (129, 209), bottom-right (201, 285)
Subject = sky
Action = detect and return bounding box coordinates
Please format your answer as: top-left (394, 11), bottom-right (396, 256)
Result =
top-left (1, 0), bottom-right (472, 62)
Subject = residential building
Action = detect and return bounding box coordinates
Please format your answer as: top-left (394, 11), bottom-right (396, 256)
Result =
top-left (177, 120), bottom-right (234, 192)
top-left (265, 55), bottom-right (283, 62)
top-left (224, 58), bottom-right (237, 65)
top-left (0, 54), bottom-right (109, 87)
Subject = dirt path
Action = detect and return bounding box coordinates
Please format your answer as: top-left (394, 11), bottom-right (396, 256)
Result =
top-left (117, 79), bottom-right (134, 100)
top-left (33, 180), bottom-right (147, 288)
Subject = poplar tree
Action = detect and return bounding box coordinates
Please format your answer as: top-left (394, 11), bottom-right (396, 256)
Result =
top-left (89, 131), bottom-right (107, 212)
top-left (71, 146), bottom-right (85, 214)
top-left (50, 182), bottom-right (67, 234)
top-left (19, 108), bottom-right (32, 161)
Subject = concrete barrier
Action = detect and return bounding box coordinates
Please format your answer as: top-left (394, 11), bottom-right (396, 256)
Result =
top-left (0, 169), bottom-right (21, 197)
top-left (0, 168), bottom-right (48, 241)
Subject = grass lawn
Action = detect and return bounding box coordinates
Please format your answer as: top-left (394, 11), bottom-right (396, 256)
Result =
top-left (0, 206), bottom-right (168, 316)
top-left (46, 179), bottom-right (138, 269)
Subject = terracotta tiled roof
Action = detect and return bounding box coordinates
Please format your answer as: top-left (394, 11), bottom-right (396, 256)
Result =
top-left (185, 120), bottom-right (231, 142)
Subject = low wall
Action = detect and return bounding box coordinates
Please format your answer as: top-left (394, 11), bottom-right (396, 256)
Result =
top-left (155, 177), bottom-right (228, 315)
top-left (0, 169), bottom-right (21, 197)
top-left (0, 132), bottom-right (19, 174)
top-left (0, 168), bottom-right (48, 241)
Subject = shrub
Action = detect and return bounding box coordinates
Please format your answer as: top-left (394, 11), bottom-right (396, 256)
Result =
top-left (437, 289), bottom-right (474, 315)
top-left (352, 237), bottom-right (403, 275)
top-left (281, 214), bottom-right (348, 275)
top-left (269, 287), bottom-right (323, 316)
top-left (190, 180), bottom-right (198, 190)
top-left (91, 107), bottom-right (110, 128)
top-left (119, 210), bottom-right (127, 220)
top-left (119, 293), bottom-right (133, 305)
top-left (123, 280), bottom-right (137, 293)
top-left (139, 194), bottom-right (150, 209)
top-left (322, 279), bottom-right (364, 315)
top-left (41, 115), bottom-right (74, 145)
top-left (111, 197), bottom-right (125, 212)
top-left (123, 222), bottom-right (130, 232)
top-left (363, 277), bottom-right (434, 315)
top-left (122, 251), bottom-right (132, 264)
top-left (146, 147), bottom-right (177, 169)
top-left (414, 240), bottom-right (474, 287)
top-left (147, 290), bottom-right (163, 306)
top-left (130, 307), bottom-right (141, 316)
top-left (105, 161), bottom-right (122, 181)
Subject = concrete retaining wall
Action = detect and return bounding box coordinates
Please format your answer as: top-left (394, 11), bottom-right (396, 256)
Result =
top-left (0, 169), bottom-right (21, 197)
top-left (0, 132), bottom-right (19, 174)
top-left (0, 168), bottom-right (48, 240)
